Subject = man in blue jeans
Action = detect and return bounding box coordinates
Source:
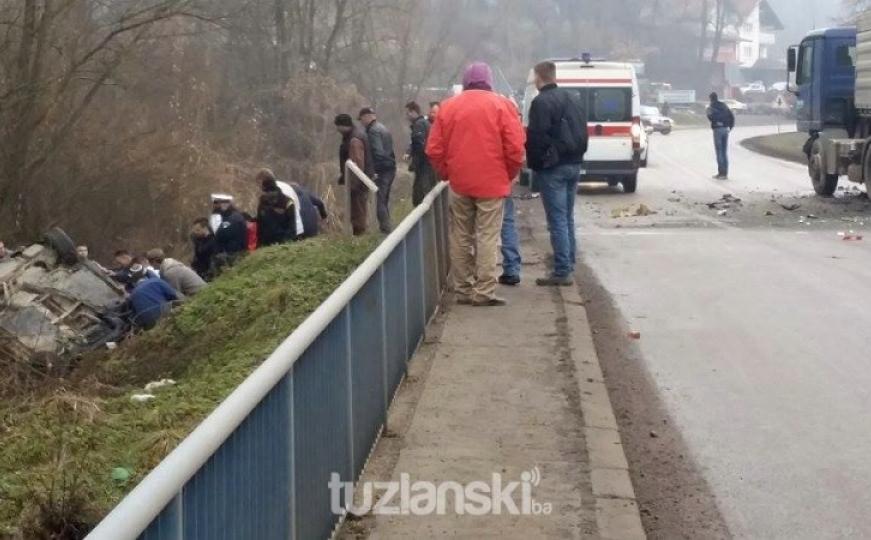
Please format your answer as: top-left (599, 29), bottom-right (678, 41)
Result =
top-left (525, 61), bottom-right (587, 286)
top-left (499, 194), bottom-right (522, 285)
top-left (706, 93), bottom-right (735, 180)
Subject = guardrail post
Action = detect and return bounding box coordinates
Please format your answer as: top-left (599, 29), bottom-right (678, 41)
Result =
top-left (344, 304), bottom-right (355, 481)
top-left (286, 372), bottom-right (296, 540)
top-left (379, 267), bottom-right (389, 429)
top-left (418, 223), bottom-right (427, 326)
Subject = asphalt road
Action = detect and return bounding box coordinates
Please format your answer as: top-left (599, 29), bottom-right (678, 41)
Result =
top-left (577, 126), bottom-right (871, 539)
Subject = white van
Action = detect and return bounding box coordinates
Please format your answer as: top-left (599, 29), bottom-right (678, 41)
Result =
top-left (523, 59), bottom-right (645, 193)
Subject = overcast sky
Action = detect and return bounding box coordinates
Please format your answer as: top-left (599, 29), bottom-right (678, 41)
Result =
top-left (769, 0), bottom-right (845, 44)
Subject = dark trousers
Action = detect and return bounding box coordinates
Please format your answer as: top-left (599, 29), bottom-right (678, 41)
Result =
top-left (375, 168), bottom-right (396, 233)
top-left (350, 186), bottom-right (369, 236)
top-left (413, 167), bottom-right (438, 206)
top-left (714, 127), bottom-right (730, 176)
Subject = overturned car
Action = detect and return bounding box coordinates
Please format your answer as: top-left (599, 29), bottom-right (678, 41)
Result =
top-left (0, 228), bottom-right (127, 371)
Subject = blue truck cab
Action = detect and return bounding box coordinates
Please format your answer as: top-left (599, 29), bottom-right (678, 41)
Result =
top-left (787, 24), bottom-right (871, 196)
top-left (792, 28), bottom-right (857, 134)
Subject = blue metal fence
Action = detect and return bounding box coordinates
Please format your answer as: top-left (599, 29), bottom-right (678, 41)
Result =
top-left (89, 182), bottom-right (451, 540)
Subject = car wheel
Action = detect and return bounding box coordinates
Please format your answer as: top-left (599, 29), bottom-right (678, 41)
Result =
top-left (44, 227), bottom-right (79, 266)
top-left (662, 128), bottom-right (672, 135)
top-left (809, 139), bottom-right (839, 196)
top-left (622, 174), bottom-right (638, 194)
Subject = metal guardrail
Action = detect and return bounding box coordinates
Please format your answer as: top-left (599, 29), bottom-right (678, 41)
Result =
top-left (87, 180), bottom-right (451, 540)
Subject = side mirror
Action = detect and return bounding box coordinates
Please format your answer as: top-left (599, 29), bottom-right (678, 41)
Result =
top-left (787, 45), bottom-right (798, 93)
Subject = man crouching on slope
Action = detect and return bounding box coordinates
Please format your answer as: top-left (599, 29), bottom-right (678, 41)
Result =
top-left (426, 62), bottom-right (526, 307)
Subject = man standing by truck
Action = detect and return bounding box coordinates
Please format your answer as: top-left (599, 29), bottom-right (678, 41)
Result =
top-left (707, 93), bottom-right (735, 180)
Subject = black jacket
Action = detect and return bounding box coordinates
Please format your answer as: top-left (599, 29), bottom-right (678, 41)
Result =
top-left (257, 191), bottom-right (292, 247)
top-left (294, 184), bottom-right (327, 239)
top-left (215, 208), bottom-right (248, 255)
top-left (526, 84), bottom-right (587, 171)
top-left (707, 101), bottom-right (735, 130)
top-left (191, 234), bottom-right (217, 280)
top-left (409, 116), bottom-right (434, 176)
top-left (365, 120), bottom-right (397, 174)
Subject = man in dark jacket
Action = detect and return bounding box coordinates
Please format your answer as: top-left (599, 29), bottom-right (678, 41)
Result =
top-left (526, 61), bottom-right (588, 287)
top-left (191, 218), bottom-right (218, 280)
top-left (214, 197), bottom-right (248, 260)
top-left (336, 114), bottom-right (375, 236)
top-left (359, 107), bottom-right (396, 233)
top-left (257, 181), bottom-right (293, 247)
top-left (706, 92), bottom-right (735, 180)
top-left (405, 101), bottom-right (439, 205)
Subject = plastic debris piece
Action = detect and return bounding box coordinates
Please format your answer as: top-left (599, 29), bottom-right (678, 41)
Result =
top-left (144, 379), bottom-right (177, 392)
top-left (628, 331), bottom-right (641, 340)
top-left (130, 394), bottom-right (156, 403)
top-left (111, 467), bottom-right (132, 483)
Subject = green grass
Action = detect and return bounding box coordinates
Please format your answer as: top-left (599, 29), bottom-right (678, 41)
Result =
top-left (741, 132), bottom-right (808, 165)
top-left (0, 236), bottom-right (377, 537)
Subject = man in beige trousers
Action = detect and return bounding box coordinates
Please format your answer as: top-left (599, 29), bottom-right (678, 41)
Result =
top-left (426, 62), bottom-right (526, 306)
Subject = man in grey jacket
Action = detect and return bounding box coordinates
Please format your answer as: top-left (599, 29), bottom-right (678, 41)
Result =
top-left (359, 107), bottom-right (397, 233)
top-left (147, 249), bottom-right (207, 297)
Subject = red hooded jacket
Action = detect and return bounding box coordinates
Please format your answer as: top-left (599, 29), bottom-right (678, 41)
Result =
top-left (425, 90), bottom-right (526, 199)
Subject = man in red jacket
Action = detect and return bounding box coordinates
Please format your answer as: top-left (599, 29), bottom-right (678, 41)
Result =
top-left (426, 62), bottom-right (526, 306)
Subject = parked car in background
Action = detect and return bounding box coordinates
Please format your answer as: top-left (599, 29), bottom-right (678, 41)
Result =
top-left (640, 105), bottom-right (673, 135)
top-left (740, 81), bottom-right (767, 95)
top-left (770, 81), bottom-right (788, 92)
top-left (722, 99), bottom-right (749, 114)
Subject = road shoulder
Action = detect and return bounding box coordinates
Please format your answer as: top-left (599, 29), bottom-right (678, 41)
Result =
top-left (339, 198), bottom-right (643, 539)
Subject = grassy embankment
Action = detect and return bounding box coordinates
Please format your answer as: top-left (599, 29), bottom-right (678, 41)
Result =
top-left (740, 131), bottom-right (807, 165)
top-left (0, 236), bottom-right (378, 537)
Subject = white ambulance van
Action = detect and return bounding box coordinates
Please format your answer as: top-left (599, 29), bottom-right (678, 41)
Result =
top-left (523, 58), bottom-right (646, 193)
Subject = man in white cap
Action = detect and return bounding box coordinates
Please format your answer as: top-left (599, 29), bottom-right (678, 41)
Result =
top-left (210, 193), bottom-right (234, 234)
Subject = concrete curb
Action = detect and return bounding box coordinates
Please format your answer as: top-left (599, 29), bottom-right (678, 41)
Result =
top-left (559, 285), bottom-right (647, 540)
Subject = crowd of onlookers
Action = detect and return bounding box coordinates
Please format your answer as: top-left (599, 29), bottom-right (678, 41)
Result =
top-left (332, 102), bottom-right (441, 236)
top-left (9, 61), bottom-right (590, 331)
top-left (92, 168), bottom-right (331, 330)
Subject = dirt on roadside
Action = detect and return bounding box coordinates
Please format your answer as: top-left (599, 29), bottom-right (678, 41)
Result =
top-left (577, 261), bottom-right (733, 540)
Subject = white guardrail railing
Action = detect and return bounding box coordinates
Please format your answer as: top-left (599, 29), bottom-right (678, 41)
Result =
top-left (87, 180), bottom-right (450, 540)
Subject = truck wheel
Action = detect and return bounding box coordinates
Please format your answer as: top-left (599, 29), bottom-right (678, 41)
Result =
top-left (809, 139), bottom-right (839, 196)
top-left (622, 174), bottom-right (638, 194)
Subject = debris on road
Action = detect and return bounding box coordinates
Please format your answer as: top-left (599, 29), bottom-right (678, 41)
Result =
top-left (611, 204), bottom-right (657, 218)
top-left (628, 331), bottom-right (641, 340)
top-left (717, 210), bottom-right (728, 217)
top-left (839, 231), bottom-right (864, 241)
top-left (780, 203), bottom-right (802, 211)
top-left (838, 231), bottom-right (865, 242)
top-left (706, 194), bottom-right (742, 211)
top-left (649, 430), bottom-right (660, 438)
top-left (130, 394), bottom-right (157, 403)
top-left (764, 210), bottom-right (775, 216)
